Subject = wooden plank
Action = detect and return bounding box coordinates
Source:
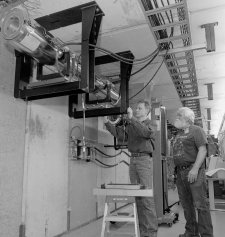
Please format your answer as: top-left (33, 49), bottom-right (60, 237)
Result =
top-left (105, 184), bottom-right (142, 189)
top-left (105, 216), bottom-right (135, 222)
top-left (93, 188), bottom-right (153, 197)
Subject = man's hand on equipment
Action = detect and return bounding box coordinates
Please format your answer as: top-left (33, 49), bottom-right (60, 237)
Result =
top-left (127, 107), bottom-right (133, 119)
top-left (103, 116), bottom-right (109, 123)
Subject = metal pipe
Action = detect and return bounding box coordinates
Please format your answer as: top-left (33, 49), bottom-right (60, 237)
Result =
top-left (95, 77), bottom-right (119, 101)
top-left (20, 101), bottom-right (31, 235)
top-left (81, 94), bottom-right (86, 158)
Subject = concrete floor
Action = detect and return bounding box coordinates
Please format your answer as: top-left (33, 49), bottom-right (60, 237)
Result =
top-left (63, 189), bottom-right (225, 237)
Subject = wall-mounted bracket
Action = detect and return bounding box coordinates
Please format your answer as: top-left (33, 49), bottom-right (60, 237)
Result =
top-left (69, 51), bottom-right (134, 118)
top-left (201, 22), bottom-right (218, 52)
top-left (14, 1), bottom-right (104, 100)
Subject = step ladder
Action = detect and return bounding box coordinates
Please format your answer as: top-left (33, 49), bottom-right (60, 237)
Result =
top-left (101, 195), bottom-right (140, 237)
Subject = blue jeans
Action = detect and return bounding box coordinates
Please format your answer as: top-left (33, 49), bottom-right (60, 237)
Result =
top-left (129, 156), bottom-right (158, 237)
top-left (176, 167), bottom-right (213, 237)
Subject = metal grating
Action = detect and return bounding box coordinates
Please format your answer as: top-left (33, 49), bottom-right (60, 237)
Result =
top-left (139, 0), bottom-right (202, 126)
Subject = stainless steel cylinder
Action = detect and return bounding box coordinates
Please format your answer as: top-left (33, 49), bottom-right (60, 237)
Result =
top-left (1, 7), bottom-right (63, 65)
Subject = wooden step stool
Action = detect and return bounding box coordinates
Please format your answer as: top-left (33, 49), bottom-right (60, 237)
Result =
top-left (93, 186), bottom-right (153, 237)
top-left (101, 195), bottom-right (139, 237)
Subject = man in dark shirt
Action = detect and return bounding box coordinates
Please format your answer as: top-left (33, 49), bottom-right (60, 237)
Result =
top-left (104, 100), bottom-right (158, 237)
top-left (173, 107), bottom-right (213, 237)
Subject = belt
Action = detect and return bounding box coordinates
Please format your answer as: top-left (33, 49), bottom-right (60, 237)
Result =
top-left (131, 152), bottom-right (152, 157)
top-left (176, 165), bottom-right (191, 171)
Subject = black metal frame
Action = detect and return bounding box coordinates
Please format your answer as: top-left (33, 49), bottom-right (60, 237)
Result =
top-left (14, 1), bottom-right (104, 100)
top-left (113, 136), bottom-right (128, 150)
top-left (69, 50), bottom-right (134, 118)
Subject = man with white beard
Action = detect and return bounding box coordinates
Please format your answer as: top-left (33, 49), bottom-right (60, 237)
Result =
top-left (173, 107), bottom-right (214, 237)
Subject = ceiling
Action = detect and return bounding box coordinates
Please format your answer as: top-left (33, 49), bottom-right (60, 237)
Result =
top-left (6, 0), bottom-right (225, 137)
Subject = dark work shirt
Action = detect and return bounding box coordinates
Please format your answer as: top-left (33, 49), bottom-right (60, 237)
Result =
top-left (105, 117), bottom-right (157, 153)
top-left (173, 125), bottom-right (208, 166)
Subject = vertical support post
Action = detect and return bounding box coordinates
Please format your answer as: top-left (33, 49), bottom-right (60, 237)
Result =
top-left (89, 12), bottom-right (103, 91)
top-left (120, 57), bottom-right (133, 112)
top-left (68, 95), bottom-right (78, 117)
top-left (14, 52), bottom-right (32, 99)
top-left (81, 4), bottom-right (103, 92)
top-left (207, 121), bottom-right (211, 134)
top-left (206, 108), bottom-right (211, 120)
top-left (36, 63), bottom-right (43, 79)
top-left (120, 62), bottom-right (129, 112)
top-left (19, 224), bottom-right (26, 237)
top-left (205, 83), bottom-right (214, 100)
top-left (67, 209), bottom-right (71, 231)
top-left (14, 52), bottom-right (23, 98)
top-left (151, 103), bottom-right (164, 218)
top-left (160, 106), bottom-right (169, 213)
top-left (208, 179), bottom-right (215, 210)
top-left (206, 108), bottom-right (212, 134)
